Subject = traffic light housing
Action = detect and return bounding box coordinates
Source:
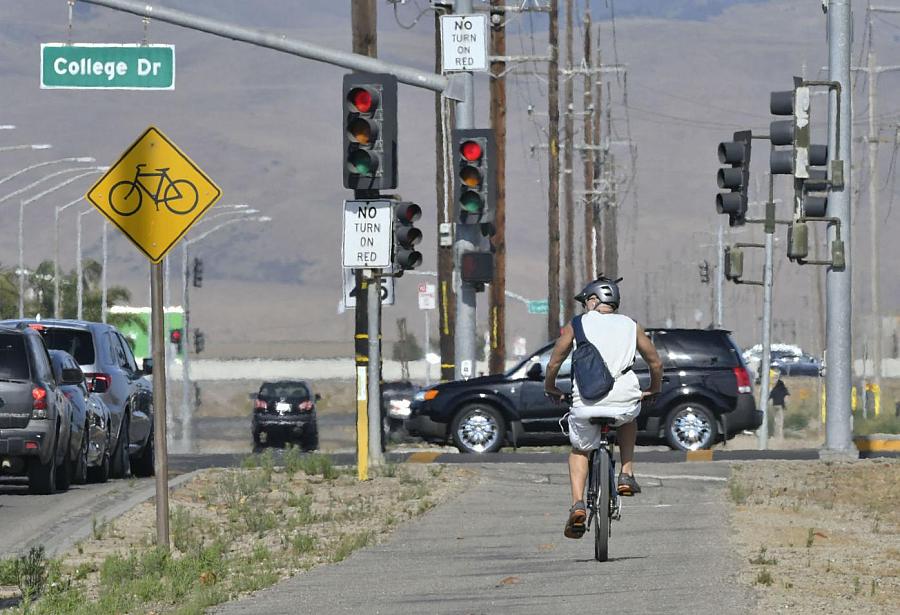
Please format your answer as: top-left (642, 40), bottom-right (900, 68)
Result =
top-left (724, 247), bottom-right (743, 281)
top-left (716, 130), bottom-right (752, 226)
top-left (194, 329), bottom-right (205, 354)
top-left (169, 328), bottom-right (183, 354)
top-left (698, 261), bottom-right (710, 285)
top-left (769, 77), bottom-right (810, 178)
top-left (342, 72), bottom-right (398, 191)
top-left (453, 128), bottom-right (497, 225)
top-left (192, 257), bottom-right (203, 288)
top-left (393, 202), bottom-right (423, 272)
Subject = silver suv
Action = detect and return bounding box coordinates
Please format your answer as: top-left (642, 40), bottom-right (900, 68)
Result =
top-left (2, 320), bottom-right (154, 478)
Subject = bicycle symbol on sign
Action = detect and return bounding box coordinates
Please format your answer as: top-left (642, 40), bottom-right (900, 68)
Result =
top-left (108, 163), bottom-right (199, 217)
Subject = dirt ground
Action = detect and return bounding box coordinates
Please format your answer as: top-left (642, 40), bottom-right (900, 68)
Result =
top-left (728, 458), bottom-right (900, 614)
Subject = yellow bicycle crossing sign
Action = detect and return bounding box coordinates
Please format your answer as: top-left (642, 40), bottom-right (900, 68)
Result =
top-left (86, 126), bottom-right (222, 262)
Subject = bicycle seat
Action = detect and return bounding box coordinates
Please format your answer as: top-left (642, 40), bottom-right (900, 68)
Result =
top-left (588, 417), bottom-right (618, 426)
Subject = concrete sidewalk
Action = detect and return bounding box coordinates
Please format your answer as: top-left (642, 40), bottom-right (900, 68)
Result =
top-left (212, 462), bottom-right (756, 614)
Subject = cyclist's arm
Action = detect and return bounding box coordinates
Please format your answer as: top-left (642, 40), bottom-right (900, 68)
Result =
top-left (636, 323), bottom-right (663, 395)
top-left (544, 324), bottom-right (574, 398)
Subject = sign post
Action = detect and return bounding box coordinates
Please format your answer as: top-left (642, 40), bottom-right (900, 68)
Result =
top-left (418, 283), bottom-right (436, 385)
top-left (86, 126), bottom-right (221, 549)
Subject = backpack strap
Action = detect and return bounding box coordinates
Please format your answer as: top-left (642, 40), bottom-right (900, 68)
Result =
top-left (571, 314), bottom-right (589, 345)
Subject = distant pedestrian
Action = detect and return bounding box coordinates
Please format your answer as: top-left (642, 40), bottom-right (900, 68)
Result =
top-left (769, 371), bottom-right (789, 441)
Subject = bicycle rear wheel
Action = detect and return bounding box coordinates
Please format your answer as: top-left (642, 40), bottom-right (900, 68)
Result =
top-left (594, 449), bottom-right (611, 561)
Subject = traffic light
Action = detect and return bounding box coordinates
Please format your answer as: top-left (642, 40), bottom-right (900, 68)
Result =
top-left (698, 261), bottom-right (710, 285)
top-left (724, 247), bottom-right (743, 281)
top-left (461, 251), bottom-right (494, 286)
top-left (453, 128), bottom-right (497, 226)
top-left (716, 130), bottom-right (752, 226)
top-left (194, 329), bottom-right (205, 354)
top-left (192, 257), bottom-right (203, 288)
top-left (769, 77), bottom-right (810, 178)
top-left (393, 202), bottom-right (423, 272)
top-left (169, 329), bottom-right (182, 354)
top-left (342, 72), bottom-right (398, 191)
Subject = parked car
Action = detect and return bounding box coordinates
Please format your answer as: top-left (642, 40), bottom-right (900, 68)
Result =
top-left (742, 343), bottom-right (821, 379)
top-left (0, 325), bottom-right (75, 494)
top-left (2, 319), bottom-right (154, 478)
top-left (408, 328), bottom-right (762, 453)
top-left (49, 349), bottom-right (112, 483)
top-left (251, 380), bottom-right (320, 450)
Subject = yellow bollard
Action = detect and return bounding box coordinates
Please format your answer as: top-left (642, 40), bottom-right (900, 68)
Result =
top-left (851, 386), bottom-right (857, 413)
top-left (820, 385), bottom-right (827, 424)
top-left (865, 383), bottom-right (881, 416)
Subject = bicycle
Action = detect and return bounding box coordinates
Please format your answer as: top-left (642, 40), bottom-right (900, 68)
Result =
top-left (108, 163), bottom-right (199, 217)
top-left (584, 416), bottom-right (622, 562)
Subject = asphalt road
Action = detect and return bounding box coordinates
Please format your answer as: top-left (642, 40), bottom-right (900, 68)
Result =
top-left (212, 461), bottom-right (757, 615)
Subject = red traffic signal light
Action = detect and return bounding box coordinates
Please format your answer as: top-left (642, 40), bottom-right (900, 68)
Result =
top-left (460, 140), bottom-right (483, 162)
top-left (342, 73), bottom-right (398, 191)
top-left (169, 329), bottom-right (181, 343)
top-left (393, 202), bottom-right (423, 271)
top-left (453, 129), bottom-right (496, 226)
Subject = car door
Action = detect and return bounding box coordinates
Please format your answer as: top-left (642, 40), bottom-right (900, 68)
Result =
top-left (516, 346), bottom-right (572, 432)
top-left (114, 332), bottom-right (152, 446)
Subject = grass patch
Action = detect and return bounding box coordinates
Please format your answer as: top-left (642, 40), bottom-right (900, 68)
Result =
top-left (749, 546), bottom-right (778, 566)
top-left (727, 477), bottom-right (750, 504)
top-left (854, 413), bottom-right (900, 436)
top-left (331, 531), bottom-right (374, 563)
top-left (755, 568), bottom-right (774, 586)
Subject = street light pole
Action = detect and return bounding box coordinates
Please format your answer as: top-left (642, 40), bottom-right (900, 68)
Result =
top-left (17, 169), bottom-right (105, 318)
top-left (54, 197), bottom-right (85, 318)
top-left (76, 209), bottom-right (95, 319)
top-left (0, 144), bottom-right (52, 153)
top-left (0, 157), bottom-right (94, 189)
top-left (179, 214), bottom-right (272, 451)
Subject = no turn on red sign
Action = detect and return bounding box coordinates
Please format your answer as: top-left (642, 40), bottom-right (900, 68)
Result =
top-left (440, 14), bottom-right (488, 72)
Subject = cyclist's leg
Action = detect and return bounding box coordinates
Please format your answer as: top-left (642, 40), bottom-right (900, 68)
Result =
top-left (568, 449), bottom-right (589, 505)
top-left (617, 419), bottom-right (637, 477)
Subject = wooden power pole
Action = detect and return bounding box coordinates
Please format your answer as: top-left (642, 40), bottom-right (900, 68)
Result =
top-left (547, 0), bottom-right (561, 340)
top-left (489, 0), bottom-right (506, 374)
top-left (581, 7), bottom-right (595, 280)
top-left (562, 0), bottom-right (575, 322)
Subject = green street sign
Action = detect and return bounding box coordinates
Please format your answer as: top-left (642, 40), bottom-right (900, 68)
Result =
top-left (527, 300), bottom-right (549, 314)
top-left (41, 44), bottom-right (175, 90)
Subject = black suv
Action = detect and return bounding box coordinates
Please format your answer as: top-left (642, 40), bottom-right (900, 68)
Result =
top-left (0, 326), bottom-right (80, 493)
top-left (408, 329), bottom-right (762, 453)
top-left (251, 380), bottom-right (320, 450)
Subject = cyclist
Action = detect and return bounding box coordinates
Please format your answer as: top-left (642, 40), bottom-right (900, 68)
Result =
top-left (544, 277), bottom-right (663, 539)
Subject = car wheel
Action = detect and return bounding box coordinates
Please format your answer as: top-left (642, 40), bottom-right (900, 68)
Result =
top-left (131, 431), bottom-right (155, 477)
top-left (665, 402), bottom-right (718, 451)
top-left (300, 422), bottom-right (319, 452)
top-left (110, 417), bottom-right (131, 479)
top-left (73, 425), bottom-right (89, 485)
top-left (88, 449), bottom-right (110, 483)
top-left (55, 453), bottom-right (71, 492)
top-left (451, 404), bottom-right (505, 454)
top-left (252, 427), bottom-right (263, 447)
top-left (27, 456), bottom-right (57, 495)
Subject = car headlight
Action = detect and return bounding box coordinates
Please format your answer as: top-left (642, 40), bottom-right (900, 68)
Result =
top-left (413, 391), bottom-right (426, 402)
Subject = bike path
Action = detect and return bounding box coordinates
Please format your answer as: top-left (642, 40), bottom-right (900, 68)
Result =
top-left (211, 462), bottom-right (756, 615)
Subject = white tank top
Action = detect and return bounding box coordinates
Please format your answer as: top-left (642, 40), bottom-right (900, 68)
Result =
top-left (571, 311), bottom-right (642, 415)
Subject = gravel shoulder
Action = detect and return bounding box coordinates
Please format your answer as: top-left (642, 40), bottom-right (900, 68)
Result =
top-left (727, 458), bottom-right (900, 614)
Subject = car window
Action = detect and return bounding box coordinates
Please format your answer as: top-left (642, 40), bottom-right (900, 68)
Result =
top-left (117, 333), bottom-right (139, 372)
top-left (514, 346), bottom-right (571, 379)
top-left (0, 333), bottom-right (30, 380)
top-left (39, 328), bottom-right (96, 365)
top-left (653, 331), bottom-right (740, 368)
top-left (260, 382), bottom-right (310, 399)
top-left (26, 336), bottom-right (54, 382)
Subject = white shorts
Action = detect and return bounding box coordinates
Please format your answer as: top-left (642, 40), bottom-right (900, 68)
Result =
top-left (566, 411), bottom-right (638, 452)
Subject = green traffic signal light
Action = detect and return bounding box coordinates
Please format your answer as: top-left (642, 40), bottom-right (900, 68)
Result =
top-left (348, 149), bottom-right (377, 175)
top-left (460, 190), bottom-right (483, 213)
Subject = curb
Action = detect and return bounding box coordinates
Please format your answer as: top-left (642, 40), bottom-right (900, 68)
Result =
top-left (853, 434), bottom-right (900, 455)
top-left (23, 470), bottom-right (207, 559)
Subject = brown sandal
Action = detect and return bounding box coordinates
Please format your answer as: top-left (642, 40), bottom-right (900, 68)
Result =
top-left (564, 501), bottom-right (587, 539)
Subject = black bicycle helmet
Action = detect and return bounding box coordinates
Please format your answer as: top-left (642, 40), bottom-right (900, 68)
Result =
top-left (574, 276), bottom-right (622, 309)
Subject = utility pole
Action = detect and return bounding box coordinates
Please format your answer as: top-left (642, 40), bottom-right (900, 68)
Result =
top-left (350, 0), bottom-right (383, 470)
top-left (436, 5), bottom-right (456, 382)
top-left (562, 0), bottom-right (575, 323)
top-left (602, 104), bottom-right (618, 279)
top-left (581, 6), bottom-right (595, 280)
top-left (488, 0), bottom-right (506, 375)
top-left (593, 47), bottom-right (603, 274)
top-left (547, 0), bottom-right (561, 339)
top-left (823, 0), bottom-right (855, 459)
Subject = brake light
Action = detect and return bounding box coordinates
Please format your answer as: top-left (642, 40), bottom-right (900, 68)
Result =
top-left (733, 367), bottom-right (752, 394)
top-left (297, 400), bottom-right (314, 412)
top-left (85, 373), bottom-right (112, 393)
top-left (32, 387), bottom-right (49, 418)
top-left (254, 398), bottom-right (267, 411)
top-left (27, 324), bottom-right (45, 331)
